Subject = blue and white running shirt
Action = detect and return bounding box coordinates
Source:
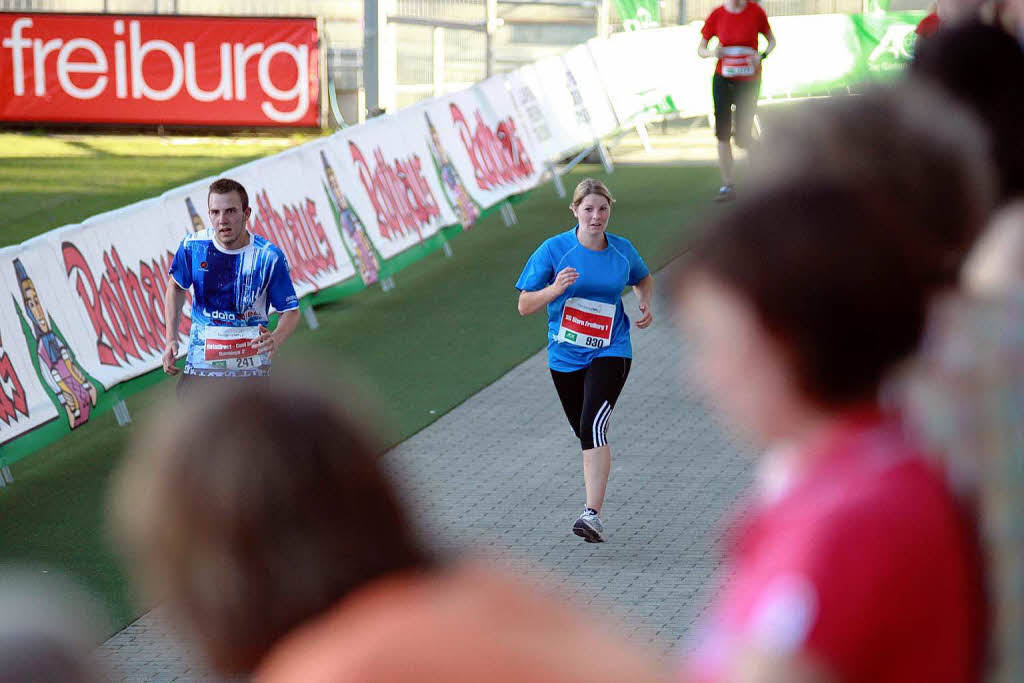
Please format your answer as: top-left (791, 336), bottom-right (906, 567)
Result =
top-left (169, 229), bottom-right (299, 377)
top-left (516, 226), bottom-right (650, 372)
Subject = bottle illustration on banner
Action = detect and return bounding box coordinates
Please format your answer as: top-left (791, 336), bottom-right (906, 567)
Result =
top-left (425, 112), bottom-right (480, 230)
top-left (12, 258), bottom-right (98, 430)
top-left (185, 197), bottom-right (207, 233)
top-left (320, 150), bottom-right (381, 285)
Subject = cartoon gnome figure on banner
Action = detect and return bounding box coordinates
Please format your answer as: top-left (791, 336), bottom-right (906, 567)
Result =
top-left (320, 150), bottom-right (381, 285)
top-left (425, 113), bottom-right (480, 230)
top-left (185, 197), bottom-right (207, 233)
top-left (13, 259), bottom-right (97, 429)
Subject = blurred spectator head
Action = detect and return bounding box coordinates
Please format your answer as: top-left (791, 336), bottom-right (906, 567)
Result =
top-left (0, 570), bottom-right (109, 683)
top-left (110, 376), bottom-right (429, 675)
top-left (752, 84), bottom-right (994, 291)
top-left (677, 87), bottom-right (992, 444)
top-left (677, 180), bottom-right (931, 443)
top-left (911, 22), bottom-right (1024, 202)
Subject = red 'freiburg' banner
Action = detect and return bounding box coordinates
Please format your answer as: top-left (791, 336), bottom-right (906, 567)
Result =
top-left (0, 13), bottom-right (320, 126)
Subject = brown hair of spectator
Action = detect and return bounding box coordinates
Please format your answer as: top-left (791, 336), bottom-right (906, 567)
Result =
top-left (680, 178), bottom-right (934, 407)
top-left (751, 84), bottom-right (994, 291)
top-left (208, 178), bottom-right (249, 212)
top-left (110, 377), bottom-right (430, 674)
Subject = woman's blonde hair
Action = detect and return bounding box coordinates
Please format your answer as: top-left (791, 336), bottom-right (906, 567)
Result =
top-left (571, 178), bottom-right (615, 209)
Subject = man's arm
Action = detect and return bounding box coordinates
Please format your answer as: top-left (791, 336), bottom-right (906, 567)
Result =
top-left (162, 278), bottom-right (187, 375)
top-left (255, 309), bottom-right (300, 358)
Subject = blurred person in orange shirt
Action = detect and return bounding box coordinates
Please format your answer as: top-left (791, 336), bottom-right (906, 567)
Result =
top-left (673, 87), bottom-right (991, 682)
top-left (110, 374), bottom-right (671, 683)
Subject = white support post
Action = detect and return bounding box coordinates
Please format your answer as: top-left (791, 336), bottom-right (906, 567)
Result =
top-left (1, 464), bottom-right (12, 485)
top-left (381, 276), bottom-right (396, 292)
top-left (596, 141), bottom-right (615, 174)
top-left (113, 399), bottom-right (132, 427)
top-left (432, 27), bottom-right (445, 97)
top-left (635, 121), bottom-right (652, 153)
top-left (485, 0), bottom-right (499, 78)
top-left (364, 0), bottom-right (397, 115)
top-left (500, 202), bottom-right (518, 226)
top-left (442, 241), bottom-right (454, 258)
top-left (547, 161), bottom-right (566, 197)
top-left (596, 0), bottom-right (611, 39)
top-left (302, 305), bottom-right (320, 331)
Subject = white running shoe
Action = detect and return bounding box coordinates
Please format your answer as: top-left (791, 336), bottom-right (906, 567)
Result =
top-left (573, 508), bottom-right (605, 543)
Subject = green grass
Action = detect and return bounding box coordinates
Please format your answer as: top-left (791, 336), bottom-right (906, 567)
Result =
top-left (0, 134), bottom-right (720, 637)
top-left (0, 133), bottom-right (316, 246)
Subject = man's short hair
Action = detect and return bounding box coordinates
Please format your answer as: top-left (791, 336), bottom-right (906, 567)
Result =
top-left (208, 178), bottom-right (249, 212)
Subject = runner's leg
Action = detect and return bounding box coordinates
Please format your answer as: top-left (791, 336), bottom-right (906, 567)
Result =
top-left (550, 367), bottom-right (587, 443)
top-left (733, 78), bottom-right (761, 152)
top-left (579, 357), bottom-right (632, 513)
top-left (712, 74), bottom-right (735, 187)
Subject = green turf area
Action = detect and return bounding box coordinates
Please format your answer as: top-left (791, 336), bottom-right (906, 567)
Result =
top-left (0, 133), bottom-right (315, 246)
top-left (0, 158), bottom-right (720, 638)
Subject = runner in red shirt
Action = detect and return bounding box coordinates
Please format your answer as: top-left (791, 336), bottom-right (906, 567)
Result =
top-left (698, 0), bottom-right (775, 202)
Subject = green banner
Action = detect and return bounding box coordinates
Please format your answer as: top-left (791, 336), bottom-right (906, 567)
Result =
top-left (613, 0), bottom-right (661, 30)
top-left (850, 11), bottom-right (926, 79)
top-left (755, 11), bottom-right (926, 102)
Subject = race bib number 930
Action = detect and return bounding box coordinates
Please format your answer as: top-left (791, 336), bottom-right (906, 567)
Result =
top-left (558, 297), bottom-right (616, 348)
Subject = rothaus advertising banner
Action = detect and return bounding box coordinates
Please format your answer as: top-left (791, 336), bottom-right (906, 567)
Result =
top-left (320, 116), bottom-right (455, 260)
top-left (405, 82), bottom-right (543, 229)
top-left (0, 13), bottom-right (320, 126)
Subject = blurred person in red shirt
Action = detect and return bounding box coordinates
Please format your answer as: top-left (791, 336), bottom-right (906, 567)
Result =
top-left (698, 0), bottom-right (776, 203)
top-left (110, 374), bottom-right (671, 683)
top-left (673, 87), bottom-right (991, 682)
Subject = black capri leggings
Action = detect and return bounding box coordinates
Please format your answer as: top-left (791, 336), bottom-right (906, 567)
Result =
top-left (712, 73), bottom-right (761, 149)
top-left (550, 356), bottom-right (631, 451)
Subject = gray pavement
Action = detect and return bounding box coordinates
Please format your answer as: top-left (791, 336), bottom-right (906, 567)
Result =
top-left (95, 268), bottom-right (755, 680)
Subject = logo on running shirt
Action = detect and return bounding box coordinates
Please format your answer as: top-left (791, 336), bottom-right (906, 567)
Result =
top-left (210, 311), bottom-right (237, 321)
top-left (199, 261), bottom-right (208, 270)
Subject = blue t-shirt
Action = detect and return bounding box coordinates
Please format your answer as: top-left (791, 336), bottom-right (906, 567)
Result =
top-left (169, 229), bottom-right (299, 377)
top-left (516, 226), bottom-right (650, 372)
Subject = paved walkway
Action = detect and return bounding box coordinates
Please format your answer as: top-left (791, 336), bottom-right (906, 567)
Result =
top-left (95, 268), bottom-right (755, 680)
top-left (96, 121), bottom-right (755, 679)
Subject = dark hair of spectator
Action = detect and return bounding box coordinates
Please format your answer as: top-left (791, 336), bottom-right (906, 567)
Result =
top-left (911, 22), bottom-right (1024, 202)
top-left (111, 377), bottom-right (431, 674)
top-left (208, 178), bottom-right (250, 212)
top-left (750, 85), bottom-right (993, 291)
top-left (680, 178), bottom-right (937, 407)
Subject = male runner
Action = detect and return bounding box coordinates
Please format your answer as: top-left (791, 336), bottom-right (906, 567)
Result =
top-left (161, 178), bottom-right (300, 399)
